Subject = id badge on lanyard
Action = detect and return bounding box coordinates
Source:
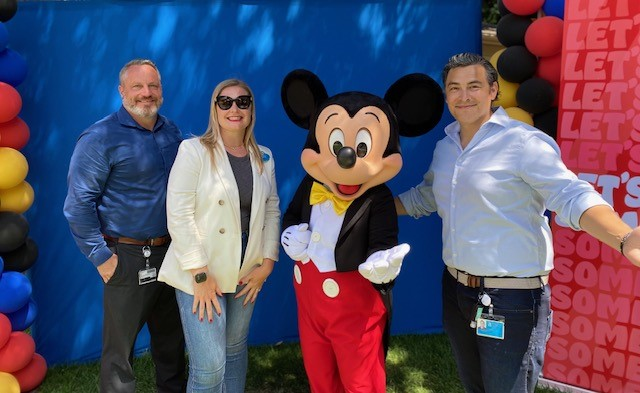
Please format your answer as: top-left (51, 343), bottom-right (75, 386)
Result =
top-left (138, 245), bottom-right (157, 285)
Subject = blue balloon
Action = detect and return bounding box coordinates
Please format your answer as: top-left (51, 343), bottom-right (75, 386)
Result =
top-left (0, 23), bottom-right (7, 50)
top-left (0, 256), bottom-right (3, 276)
top-left (6, 297), bottom-right (36, 331)
top-left (543, 0), bottom-right (565, 19)
top-left (0, 271), bottom-right (31, 313)
top-left (0, 48), bottom-right (27, 87)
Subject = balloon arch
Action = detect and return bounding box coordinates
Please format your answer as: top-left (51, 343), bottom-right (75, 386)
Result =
top-left (0, 1), bottom-right (47, 392)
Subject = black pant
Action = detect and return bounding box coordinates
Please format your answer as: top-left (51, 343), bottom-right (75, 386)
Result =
top-left (100, 243), bottom-right (186, 393)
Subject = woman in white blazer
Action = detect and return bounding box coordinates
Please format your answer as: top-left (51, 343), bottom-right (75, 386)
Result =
top-left (159, 79), bottom-right (280, 393)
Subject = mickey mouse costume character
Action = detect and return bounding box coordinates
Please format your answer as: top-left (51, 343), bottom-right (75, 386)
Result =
top-left (280, 69), bottom-right (444, 392)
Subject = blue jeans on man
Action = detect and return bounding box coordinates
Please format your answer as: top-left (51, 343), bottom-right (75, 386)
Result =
top-left (442, 268), bottom-right (552, 393)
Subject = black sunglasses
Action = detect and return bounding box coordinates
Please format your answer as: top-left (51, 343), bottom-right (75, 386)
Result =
top-left (216, 95), bottom-right (252, 110)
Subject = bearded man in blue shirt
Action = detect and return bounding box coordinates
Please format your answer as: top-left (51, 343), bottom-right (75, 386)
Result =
top-left (395, 52), bottom-right (640, 393)
top-left (64, 59), bottom-right (186, 393)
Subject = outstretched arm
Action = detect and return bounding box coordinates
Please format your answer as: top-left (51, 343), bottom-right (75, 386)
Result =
top-left (579, 205), bottom-right (640, 266)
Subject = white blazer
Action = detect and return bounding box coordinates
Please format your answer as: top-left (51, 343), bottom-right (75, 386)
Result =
top-left (159, 137), bottom-right (280, 294)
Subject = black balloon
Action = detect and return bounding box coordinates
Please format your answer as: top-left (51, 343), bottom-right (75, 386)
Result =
top-left (0, 0), bottom-right (17, 23)
top-left (497, 14), bottom-right (533, 47)
top-left (534, 107), bottom-right (559, 140)
top-left (498, 0), bottom-right (510, 16)
top-left (516, 77), bottom-right (555, 115)
top-left (0, 212), bottom-right (28, 252)
top-left (1, 237), bottom-right (38, 272)
top-left (497, 45), bottom-right (538, 83)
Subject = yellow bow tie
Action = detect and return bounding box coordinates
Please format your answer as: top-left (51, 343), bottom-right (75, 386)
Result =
top-left (309, 182), bottom-right (353, 215)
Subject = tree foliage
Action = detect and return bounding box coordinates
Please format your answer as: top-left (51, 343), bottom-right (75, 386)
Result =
top-left (482, 0), bottom-right (500, 26)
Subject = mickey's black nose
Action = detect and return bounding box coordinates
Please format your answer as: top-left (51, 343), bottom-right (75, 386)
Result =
top-left (337, 147), bottom-right (356, 169)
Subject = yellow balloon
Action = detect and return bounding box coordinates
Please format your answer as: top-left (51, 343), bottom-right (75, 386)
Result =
top-left (494, 76), bottom-right (519, 109)
top-left (504, 107), bottom-right (534, 126)
top-left (0, 372), bottom-right (20, 393)
top-left (0, 148), bottom-right (28, 190)
top-left (0, 181), bottom-right (34, 213)
top-left (489, 48), bottom-right (506, 70)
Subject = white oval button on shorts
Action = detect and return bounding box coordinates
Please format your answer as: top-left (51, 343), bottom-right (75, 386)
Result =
top-left (322, 278), bottom-right (339, 298)
top-left (294, 265), bottom-right (302, 284)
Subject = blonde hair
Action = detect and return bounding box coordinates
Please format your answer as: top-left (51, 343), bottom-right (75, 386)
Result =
top-left (199, 79), bottom-right (263, 173)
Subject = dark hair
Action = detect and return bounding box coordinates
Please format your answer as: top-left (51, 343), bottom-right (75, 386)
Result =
top-left (441, 53), bottom-right (498, 87)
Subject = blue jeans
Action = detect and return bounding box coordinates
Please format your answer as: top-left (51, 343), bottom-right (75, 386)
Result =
top-left (442, 268), bottom-right (552, 393)
top-left (176, 286), bottom-right (255, 393)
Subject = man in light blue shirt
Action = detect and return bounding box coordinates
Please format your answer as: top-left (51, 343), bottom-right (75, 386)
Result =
top-left (395, 53), bottom-right (640, 393)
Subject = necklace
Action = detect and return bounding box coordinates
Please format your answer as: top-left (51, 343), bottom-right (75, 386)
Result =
top-left (224, 144), bottom-right (244, 151)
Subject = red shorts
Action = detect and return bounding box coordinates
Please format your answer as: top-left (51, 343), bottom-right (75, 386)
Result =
top-left (293, 260), bottom-right (387, 393)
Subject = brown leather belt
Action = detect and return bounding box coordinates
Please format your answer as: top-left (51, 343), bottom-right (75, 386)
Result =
top-left (447, 266), bottom-right (548, 289)
top-left (103, 234), bottom-right (171, 246)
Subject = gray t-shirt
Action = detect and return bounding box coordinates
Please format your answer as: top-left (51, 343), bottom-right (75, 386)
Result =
top-left (227, 152), bottom-right (253, 233)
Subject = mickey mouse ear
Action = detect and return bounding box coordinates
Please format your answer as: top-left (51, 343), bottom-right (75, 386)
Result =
top-left (384, 73), bottom-right (444, 137)
top-left (281, 69), bottom-right (329, 130)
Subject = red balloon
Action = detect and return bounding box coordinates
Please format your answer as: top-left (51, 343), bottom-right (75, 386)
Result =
top-left (536, 53), bottom-right (562, 86)
top-left (0, 313), bottom-right (10, 348)
top-left (0, 82), bottom-right (21, 123)
top-left (0, 331), bottom-right (34, 373)
top-left (12, 352), bottom-right (47, 392)
top-left (503, 0), bottom-right (544, 16)
top-left (0, 117), bottom-right (29, 150)
top-left (525, 16), bottom-right (564, 57)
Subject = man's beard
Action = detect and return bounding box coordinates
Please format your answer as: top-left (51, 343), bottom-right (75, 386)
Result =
top-left (124, 97), bottom-right (163, 118)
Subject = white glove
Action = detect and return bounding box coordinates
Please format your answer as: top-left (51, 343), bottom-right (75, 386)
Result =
top-left (358, 243), bottom-right (410, 284)
top-left (281, 224), bottom-right (311, 263)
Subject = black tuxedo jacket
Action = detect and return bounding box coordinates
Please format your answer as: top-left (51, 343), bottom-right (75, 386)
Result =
top-left (283, 175), bottom-right (399, 271)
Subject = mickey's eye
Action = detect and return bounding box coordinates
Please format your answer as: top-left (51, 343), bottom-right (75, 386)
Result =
top-left (328, 128), bottom-right (345, 157)
top-left (355, 129), bottom-right (371, 158)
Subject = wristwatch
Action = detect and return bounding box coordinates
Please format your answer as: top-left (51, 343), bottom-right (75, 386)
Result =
top-left (194, 272), bottom-right (207, 284)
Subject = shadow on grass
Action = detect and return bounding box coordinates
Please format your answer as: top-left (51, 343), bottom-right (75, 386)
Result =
top-left (244, 334), bottom-right (464, 393)
top-left (38, 333), bottom-right (561, 392)
top-left (245, 334), bottom-right (562, 393)
top-left (246, 341), bottom-right (309, 393)
top-left (387, 334), bottom-right (464, 393)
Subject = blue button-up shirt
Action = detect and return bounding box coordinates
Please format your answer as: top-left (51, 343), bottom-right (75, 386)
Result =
top-left (399, 107), bottom-right (609, 277)
top-left (64, 106), bottom-right (182, 267)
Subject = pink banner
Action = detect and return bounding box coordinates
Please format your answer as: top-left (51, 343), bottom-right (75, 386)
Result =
top-left (544, 1), bottom-right (640, 392)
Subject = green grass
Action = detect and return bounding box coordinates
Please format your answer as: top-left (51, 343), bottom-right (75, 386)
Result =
top-left (38, 334), bottom-right (560, 393)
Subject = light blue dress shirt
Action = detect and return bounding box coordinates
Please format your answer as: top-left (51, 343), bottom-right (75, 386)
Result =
top-left (398, 107), bottom-right (609, 277)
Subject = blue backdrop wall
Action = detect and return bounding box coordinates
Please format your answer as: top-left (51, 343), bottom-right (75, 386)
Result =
top-left (4, 0), bottom-right (480, 365)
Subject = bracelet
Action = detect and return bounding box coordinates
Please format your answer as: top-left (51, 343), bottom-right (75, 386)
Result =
top-left (620, 231), bottom-right (633, 256)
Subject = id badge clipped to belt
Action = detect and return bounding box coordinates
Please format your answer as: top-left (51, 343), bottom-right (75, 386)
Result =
top-left (471, 292), bottom-right (505, 340)
top-left (138, 246), bottom-right (157, 285)
top-left (476, 304), bottom-right (505, 340)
